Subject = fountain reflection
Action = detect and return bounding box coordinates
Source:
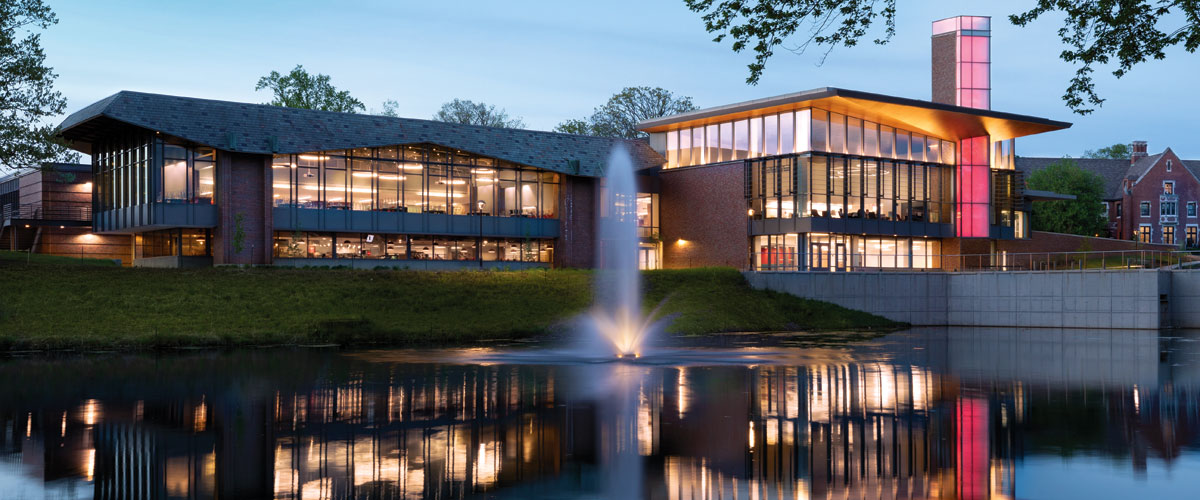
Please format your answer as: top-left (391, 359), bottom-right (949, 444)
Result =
top-left (1, 328), bottom-right (1200, 498)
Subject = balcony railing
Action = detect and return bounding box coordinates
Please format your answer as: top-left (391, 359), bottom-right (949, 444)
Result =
top-left (2, 203), bottom-right (92, 223)
top-left (751, 249), bottom-right (1200, 272)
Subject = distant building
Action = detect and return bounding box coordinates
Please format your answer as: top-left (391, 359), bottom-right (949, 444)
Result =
top-left (1017, 142), bottom-right (1200, 247)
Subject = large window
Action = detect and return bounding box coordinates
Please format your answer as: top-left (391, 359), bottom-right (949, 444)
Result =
top-left (271, 145), bottom-right (559, 218)
top-left (93, 132), bottom-right (153, 212)
top-left (748, 153), bottom-right (953, 223)
top-left (135, 229), bottom-right (211, 258)
top-left (1162, 201), bottom-right (1177, 217)
top-left (1139, 224), bottom-right (1152, 243)
top-left (272, 231), bottom-right (554, 263)
top-left (662, 108), bottom-right (955, 169)
top-left (160, 143), bottom-right (215, 204)
top-left (1188, 225), bottom-right (1198, 247)
top-left (752, 233), bottom-right (941, 271)
top-left (636, 193), bottom-right (659, 238)
top-left (1164, 225), bottom-right (1176, 245)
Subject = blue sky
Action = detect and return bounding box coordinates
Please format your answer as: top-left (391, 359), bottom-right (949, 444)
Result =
top-left (43, 0), bottom-right (1200, 158)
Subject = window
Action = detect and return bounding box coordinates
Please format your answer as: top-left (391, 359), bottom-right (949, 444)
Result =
top-left (1163, 225), bottom-right (1176, 245)
top-left (1102, 201), bottom-right (1109, 217)
top-left (1139, 224), bottom-right (1152, 243)
top-left (1167, 159), bottom-right (1173, 172)
top-left (1162, 201), bottom-right (1177, 216)
top-left (1141, 201), bottom-right (1151, 217)
top-left (1188, 225), bottom-right (1198, 247)
top-left (1164, 181), bottom-right (1175, 194)
top-left (1188, 202), bottom-right (1196, 217)
top-left (1116, 201), bottom-right (1122, 218)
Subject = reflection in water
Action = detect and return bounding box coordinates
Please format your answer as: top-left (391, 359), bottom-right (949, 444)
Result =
top-left (2, 328), bottom-right (1200, 498)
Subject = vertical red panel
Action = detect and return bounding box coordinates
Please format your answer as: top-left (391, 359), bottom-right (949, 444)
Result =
top-left (957, 137), bottom-right (990, 237)
top-left (956, 397), bottom-right (990, 500)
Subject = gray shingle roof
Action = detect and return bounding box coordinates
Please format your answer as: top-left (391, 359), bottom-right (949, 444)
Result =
top-left (58, 91), bottom-right (665, 177)
top-left (1016, 156), bottom-right (1136, 200)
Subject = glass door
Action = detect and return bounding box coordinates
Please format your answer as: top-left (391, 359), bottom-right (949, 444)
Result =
top-left (809, 242), bottom-right (830, 270)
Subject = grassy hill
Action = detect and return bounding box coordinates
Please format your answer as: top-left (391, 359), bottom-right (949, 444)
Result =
top-left (0, 254), bottom-right (900, 350)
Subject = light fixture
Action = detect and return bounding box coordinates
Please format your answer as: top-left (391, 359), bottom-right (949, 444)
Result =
top-left (747, 208), bottom-right (755, 216)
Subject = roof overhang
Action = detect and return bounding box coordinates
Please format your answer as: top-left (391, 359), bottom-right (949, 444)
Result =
top-left (1024, 189), bottom-right (1076, 201)
top-left (637, 87), bottom-right (1071, 142)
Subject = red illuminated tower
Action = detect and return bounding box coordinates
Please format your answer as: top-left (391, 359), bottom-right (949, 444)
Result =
top-left (933, 16), bottom-right (993, 238)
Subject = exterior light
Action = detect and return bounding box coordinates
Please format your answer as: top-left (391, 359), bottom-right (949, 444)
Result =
top-left (747, 208), bottom-right (755, 216)
top-left (676, 239), bottom-right (688, 247)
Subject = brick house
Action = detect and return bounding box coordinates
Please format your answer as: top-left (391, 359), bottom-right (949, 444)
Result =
top-left (1017, 141), bottom-right (1200, 247)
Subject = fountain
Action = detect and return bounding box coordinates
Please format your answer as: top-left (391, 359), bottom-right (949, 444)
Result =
top-left (589, 145), bottom-right (666, 358)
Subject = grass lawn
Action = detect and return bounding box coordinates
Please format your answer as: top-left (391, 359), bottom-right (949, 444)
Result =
top-left (0, 258), bottom-right (901, 351)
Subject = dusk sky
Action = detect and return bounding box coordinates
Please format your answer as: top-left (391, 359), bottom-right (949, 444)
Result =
top-left (44, 0), bottom-right (1200, 158)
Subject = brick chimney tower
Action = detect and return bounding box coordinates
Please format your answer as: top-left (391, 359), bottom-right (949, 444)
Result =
top-left (1131, 140), bottom-right (1148, 165)
top-left (931, 16), bottom-right (991, 109)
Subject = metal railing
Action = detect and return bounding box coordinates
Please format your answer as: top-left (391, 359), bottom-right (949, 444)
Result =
top-left (1, 203), bottom-right (91, 223)
top-left (751, 249), bottom-right (1200, 273)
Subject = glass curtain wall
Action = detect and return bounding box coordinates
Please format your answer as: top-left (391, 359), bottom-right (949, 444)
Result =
top-left (272, 231), bottom-right (555, 263)
top-left (134, 229), bottom-right (211, 258)
top-left (271, 145), bottom-right (559, 218)
top-left (752, 234), bottom-right (942, 271)
top-left (662, 108), bottom-right (955, 169)
top-left (749, 154), bottom-right (953, 223)
top-left (93, 132), bottom-right (153, 212)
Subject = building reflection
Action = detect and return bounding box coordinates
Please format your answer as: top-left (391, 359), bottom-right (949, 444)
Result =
top-left (1, 333), bottom-right (1200, 499)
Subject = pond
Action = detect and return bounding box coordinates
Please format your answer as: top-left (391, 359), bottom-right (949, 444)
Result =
top-left (2, 328), bottom-right (1199, 499)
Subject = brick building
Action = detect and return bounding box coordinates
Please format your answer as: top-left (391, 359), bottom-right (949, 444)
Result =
top-left (1017, 142), bottom-right (1200, 247)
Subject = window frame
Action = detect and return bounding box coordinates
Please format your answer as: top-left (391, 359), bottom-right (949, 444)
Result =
top-left (1188, 201), bottom-right (1197, 218)
top-left (1139, 224), bottom-right (1153, 243)
top-left (1164, 180), bottom-right (1175, 194)
top-left (1140, 201), bottom-right (1151, 218)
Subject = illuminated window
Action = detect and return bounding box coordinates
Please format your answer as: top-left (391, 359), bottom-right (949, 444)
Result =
top-left (1163, 225), bottom-right (1176, 245)
top-left (1188, 225), bottom-right (1198, 247)
top-left (1164, 181), bottom-right (1175, 194)
top-left (1139, 224), bottom-right (1152, 243)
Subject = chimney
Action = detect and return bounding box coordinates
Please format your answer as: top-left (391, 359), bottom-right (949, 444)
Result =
top-left (1131, 140), bottom-right (1148, 165)
top-left (931, 16), bottom-right (991, 109)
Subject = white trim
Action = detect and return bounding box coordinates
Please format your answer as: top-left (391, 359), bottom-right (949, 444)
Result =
top-left (1188, 201), bottom-right (1197, 218)
top-left (1140, 201), bottom-right (1152, 217)
top-left (1102, 201), bottom-right (1109, 217)
top-left (1163, 224), bottom-right (1177, 245)
top-left (1167, 159), bottom-right (1173, 172)
top-left (1164, 180), bottom-right (1175, 194)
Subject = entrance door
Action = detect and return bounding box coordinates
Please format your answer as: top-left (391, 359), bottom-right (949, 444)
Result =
top-left (809, 242), bottom-right (830, 270)
top-left (638, 246), bottom-right (659, 270)
top-left (833, 243), bottom-right (848, 271)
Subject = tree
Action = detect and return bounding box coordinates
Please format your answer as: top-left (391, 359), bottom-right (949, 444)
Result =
top-left (1025, 159), bottom-right (1109, 236)
top-left (554, 86), bottom-right (698, 139)
top-left (0, 0), bottom-right (79, 173)
top-left (682, 0), bottom-right (1200, 115)
top-left (432, 99), bottom-right (525, 128)
top-left (1083, 143), bottom-right (1131, 159)
top-left (376, 99), bottom-right (400, 117)
top-left (254, 65), bottom-right (364, 113)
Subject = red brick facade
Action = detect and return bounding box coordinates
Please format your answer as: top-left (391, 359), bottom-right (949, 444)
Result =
top-left (1107, 148), bottom-right (1200, 246)
top-left (659, 162), bottom-right (748, 269)
top-left (556, 175), bottom-right (598, 269)
top-left (213, 153), bottom-right (271, 265)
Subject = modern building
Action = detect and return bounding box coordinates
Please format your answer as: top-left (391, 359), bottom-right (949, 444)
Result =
top-left (56, 93), bottom-right (663, 268)
top-left (55, 15), bottom-right (1075, 271)
top-left (1, 163), bottom-right (130, 263)
top-left (637, 15), bottom-right (1070, 271)
top-left (1018, 142), bottom-right (1200, 247)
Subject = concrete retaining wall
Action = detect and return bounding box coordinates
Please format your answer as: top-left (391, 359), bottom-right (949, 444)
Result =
top-left (746, 269), bottom-right (1184, 329)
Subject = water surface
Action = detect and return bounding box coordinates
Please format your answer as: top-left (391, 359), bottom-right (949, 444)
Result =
top-left (2, 328), bottom-right (1199, 499)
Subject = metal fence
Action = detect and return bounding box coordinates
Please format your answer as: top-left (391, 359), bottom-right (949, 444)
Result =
top-left (751, 249), bottom-right (1200, 272)
top-left (1, 203), bottom-right (91, 223)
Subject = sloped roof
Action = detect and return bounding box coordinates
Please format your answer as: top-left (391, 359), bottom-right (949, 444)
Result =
top-left (57, 91), bottom-right (665, 177)
top-left (1015, 157), bottom-right (1133, 199)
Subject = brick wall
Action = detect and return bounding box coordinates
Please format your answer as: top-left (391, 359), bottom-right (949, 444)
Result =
top-left (1000, 231), bottom-right (1177, 253)
top-left (660, 162), bottom-right (748, 269)
top-left (39, 227), bottom-right (131, 265)
top-left (214, 152), bottom-right (270, 265)
top-left (931, 33), bottom-right (958, 105)
top-left (556, 175), bottom-right (597, 268)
